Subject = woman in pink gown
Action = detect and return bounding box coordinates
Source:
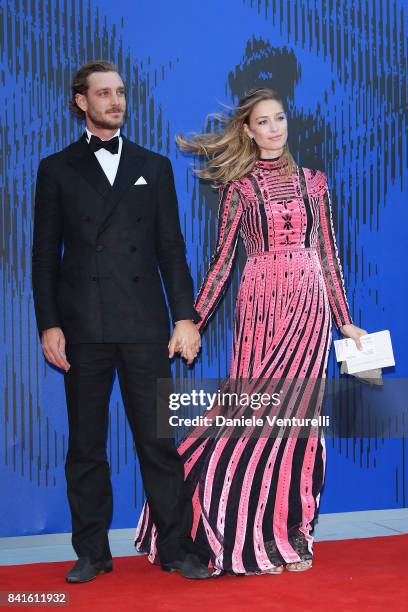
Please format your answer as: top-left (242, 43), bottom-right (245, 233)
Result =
top-left (135, 88), bottom-right (366, 575)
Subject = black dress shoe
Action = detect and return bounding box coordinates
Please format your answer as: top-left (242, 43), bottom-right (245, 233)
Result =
top-left (161, 553), bottom-right (212, 579)
top-left (66, 557), bottom-right (113, 583)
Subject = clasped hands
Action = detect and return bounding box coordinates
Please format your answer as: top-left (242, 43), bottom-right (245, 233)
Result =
top-left (42, 321), bottom-right (364, 371)
top-left (168, 320), bottom-right (201, 365)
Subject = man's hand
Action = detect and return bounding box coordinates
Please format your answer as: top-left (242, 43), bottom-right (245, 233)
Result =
top-left (41, 327), bottom-right (70, 371)
top-left (339, 323), bottom-right (368, 350)
top-left (168, 320), bottom-right (201, 365)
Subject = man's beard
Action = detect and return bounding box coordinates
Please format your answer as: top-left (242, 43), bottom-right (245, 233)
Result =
top-left (87, 108), bottom-right (125, 130)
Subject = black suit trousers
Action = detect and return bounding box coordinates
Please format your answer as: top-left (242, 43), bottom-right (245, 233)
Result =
top-left (63, 342), bottom-right (194, 565)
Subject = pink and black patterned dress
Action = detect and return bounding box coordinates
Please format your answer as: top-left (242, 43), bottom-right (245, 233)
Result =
top-left (135, 154), bottom-right (353, 574)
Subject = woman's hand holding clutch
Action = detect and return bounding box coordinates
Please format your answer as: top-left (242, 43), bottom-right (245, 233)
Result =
top-left (339, 323), bottom-right (368, 350)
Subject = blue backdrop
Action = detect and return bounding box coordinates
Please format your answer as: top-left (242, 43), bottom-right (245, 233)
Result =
top-left (0, 0), bottom-right (407, 537)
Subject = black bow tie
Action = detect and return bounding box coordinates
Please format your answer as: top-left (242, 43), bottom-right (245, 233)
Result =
top-left (88, 134), bottom-right (119, 154)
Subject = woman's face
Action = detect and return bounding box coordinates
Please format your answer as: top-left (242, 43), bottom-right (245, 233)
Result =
top-left (244, 99), bottom-right (288, 158)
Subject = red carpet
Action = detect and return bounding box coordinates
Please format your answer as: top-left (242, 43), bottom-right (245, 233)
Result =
top-left (0, 535), bottom-right (406, 611)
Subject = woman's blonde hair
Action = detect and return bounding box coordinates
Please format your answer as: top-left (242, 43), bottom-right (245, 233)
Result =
top-left (176, 88), bottom-right (297, 184)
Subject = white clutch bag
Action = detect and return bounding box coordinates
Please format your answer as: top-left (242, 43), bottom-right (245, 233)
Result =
top-left (334, 330), bottom-right (395, 385)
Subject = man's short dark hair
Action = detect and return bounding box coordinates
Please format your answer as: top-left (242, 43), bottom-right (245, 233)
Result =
top-left (70, 60), bottom-right (121, 121)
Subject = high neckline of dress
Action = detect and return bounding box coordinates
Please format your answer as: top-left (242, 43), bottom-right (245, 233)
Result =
top-left (256, 153), bottom-right (288, 170)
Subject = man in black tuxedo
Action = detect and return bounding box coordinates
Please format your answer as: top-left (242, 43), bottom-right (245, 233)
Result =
top-left (32, 61), bottom-right (209, 581)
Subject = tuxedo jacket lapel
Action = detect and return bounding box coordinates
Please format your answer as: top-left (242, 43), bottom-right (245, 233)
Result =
top-left (67, 134), bottom-right (148, 233)
top-left (97, 136), bottom-right (148, 234)
top-left (67, 133), bottom-right (112, 201)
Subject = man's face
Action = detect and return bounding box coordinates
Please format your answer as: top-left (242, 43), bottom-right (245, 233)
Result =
top-left (76, 71), bottom-right (126, 129)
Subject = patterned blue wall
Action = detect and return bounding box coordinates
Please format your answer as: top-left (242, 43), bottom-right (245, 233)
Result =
top-left (0, 0), bottom-right (407, 536)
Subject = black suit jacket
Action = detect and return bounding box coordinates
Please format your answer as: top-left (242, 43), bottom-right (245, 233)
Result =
top-left (32, 133), bottom-right (200, 343)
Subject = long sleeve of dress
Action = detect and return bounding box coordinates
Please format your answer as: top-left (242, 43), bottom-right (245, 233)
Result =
top-left (194, 182), bottom-right (243, 331)
top-left (316, 171), bottom-right (353, 329)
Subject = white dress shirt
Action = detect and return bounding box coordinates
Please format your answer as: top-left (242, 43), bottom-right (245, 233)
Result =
top-left (85, 127), bottom-right (123, 186)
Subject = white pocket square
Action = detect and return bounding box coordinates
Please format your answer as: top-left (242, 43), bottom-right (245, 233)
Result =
top-left (134, 176), bottom-right (147, 185)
